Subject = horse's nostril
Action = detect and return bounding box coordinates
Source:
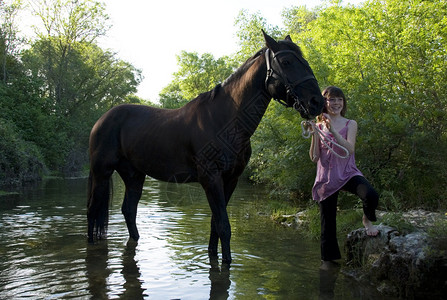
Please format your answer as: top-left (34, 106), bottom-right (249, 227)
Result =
top-left (304, 96), bottom-right (324, 119)
top-left (313, 96), bottom-right (325, 113)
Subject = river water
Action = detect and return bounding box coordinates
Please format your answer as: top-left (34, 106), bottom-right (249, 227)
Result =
top-left (0, 176), bottom-right (385, 299)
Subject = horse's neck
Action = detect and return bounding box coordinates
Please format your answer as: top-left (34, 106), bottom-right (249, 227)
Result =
top-left (212, 87), bottom-right (270, 155)
top-left (236, 90), bottom-right (271, 137)
top-left (231, 58), bottom-right (271, 137)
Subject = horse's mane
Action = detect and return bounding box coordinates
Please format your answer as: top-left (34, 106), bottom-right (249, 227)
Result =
top-left (222, 39), bottom-right (303, 88)
top-left (221, 49), bottom-right (265, 88)
top-left (186, 39), bottom-right (303, 106)
top-left (282, 39), bottom-right (303, 57)
top-left (185, 49), bottom-right (264, 106)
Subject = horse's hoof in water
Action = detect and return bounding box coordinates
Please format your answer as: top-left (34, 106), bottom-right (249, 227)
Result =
top-left (130, 234), bottom-right (139, 241)
top-left (127, 238), bottom-right (138, 246)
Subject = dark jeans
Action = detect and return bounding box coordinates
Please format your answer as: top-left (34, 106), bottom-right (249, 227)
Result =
top-left (319, 175), bottom-right (378, 261)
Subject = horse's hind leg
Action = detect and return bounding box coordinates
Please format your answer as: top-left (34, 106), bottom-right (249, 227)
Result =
top-left (118, 166), bottom-right (146, 241)
top-left (208, 176), bottom-right (239, 261)
top-left (201, 177), bottom-right (233, 265)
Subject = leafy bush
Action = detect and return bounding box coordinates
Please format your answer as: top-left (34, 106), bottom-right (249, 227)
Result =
top-left (0, 119), bottom-right (46, 185)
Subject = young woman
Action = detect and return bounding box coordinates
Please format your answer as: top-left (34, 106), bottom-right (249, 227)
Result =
top-left (308, 86), bottom-right (379, 264)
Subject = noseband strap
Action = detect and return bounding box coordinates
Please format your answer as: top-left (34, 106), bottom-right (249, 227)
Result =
top-left (264, 48), bottom-right (316, 116)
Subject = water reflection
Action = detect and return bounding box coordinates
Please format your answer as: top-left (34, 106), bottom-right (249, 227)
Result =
top-left (209, 258), bottom-right (231, 300)
top-left (86, 240), bottom-right (147, 299)
top-left (319, 262), bottom-right (341, 300)
top-left (86, 241), bottom-right (110, 299)
top-left (121, 241), bottom-right (146, 299)
top-left (85, 242), bottom-right (231, 299)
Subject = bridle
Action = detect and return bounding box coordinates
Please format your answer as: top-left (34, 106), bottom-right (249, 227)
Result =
top-left (264, 48), bottom-right (316, 117)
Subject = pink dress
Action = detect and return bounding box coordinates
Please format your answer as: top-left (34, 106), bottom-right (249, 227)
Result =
top-left (312, 120), bottom-right (363, 202)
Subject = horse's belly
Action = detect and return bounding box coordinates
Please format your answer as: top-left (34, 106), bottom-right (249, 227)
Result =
top-left (140, 160), bottom-right (198, 183)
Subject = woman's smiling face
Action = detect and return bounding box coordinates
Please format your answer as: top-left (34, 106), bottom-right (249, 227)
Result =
top-left (326, 97), bottom-right (344, 115)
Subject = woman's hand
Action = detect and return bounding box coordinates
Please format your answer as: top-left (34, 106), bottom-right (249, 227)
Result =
top-left (302, 120), bottom-right (316, 133)
top-left (322, 113), bottom-right (334, 133)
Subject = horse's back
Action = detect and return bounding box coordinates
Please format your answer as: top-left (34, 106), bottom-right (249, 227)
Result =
top-left (89, 104), bottom-right (199, 181)
top-left (89, 105), bottom-right (156, 170)
top-left (90, 104), bottom-right (171, 142)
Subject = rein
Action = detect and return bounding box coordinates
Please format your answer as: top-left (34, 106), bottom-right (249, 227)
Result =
top-left (301, 120), bottom-right (350, 159)
top-left (264, 48), bottom-right (316, 116)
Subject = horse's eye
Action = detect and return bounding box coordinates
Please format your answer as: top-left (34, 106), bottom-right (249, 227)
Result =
top-left (280, 59), bottom-right (290, 66)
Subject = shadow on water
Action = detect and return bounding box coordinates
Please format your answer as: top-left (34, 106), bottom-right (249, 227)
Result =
top-left (121, 240), bottom-right (146, 299)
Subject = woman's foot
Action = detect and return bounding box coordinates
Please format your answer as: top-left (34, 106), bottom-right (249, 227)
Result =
top-left (320, 260), bottom-right (340, 271)
top-left (362, 215), bottom-right (378, 236)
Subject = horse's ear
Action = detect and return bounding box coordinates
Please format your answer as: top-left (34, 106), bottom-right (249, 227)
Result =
top-left (285, 35), bottom-right (293, 42)
top-left (262, 29), bottom-right (279, 52)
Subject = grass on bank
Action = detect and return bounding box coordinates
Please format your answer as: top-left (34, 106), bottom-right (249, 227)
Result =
top-left (263, 193), bottom-right (446, 241)
top-left (0, 190), bottom-right (19, 197)
top-left (256, 196), bottom-right (368, 240)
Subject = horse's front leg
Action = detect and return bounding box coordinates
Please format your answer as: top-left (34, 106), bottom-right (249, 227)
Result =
top-left (122, 192), bottom-right (141, 241)
top-left (214, 208), bottom-right (232, 265)
top-left (203, 178), bottom-right (232, 265)
top-left (208, 176), bottom-right (239, 259)
top-left (208, 215), bottom-right (219, 257)
top-left (120, 171), bottom-right (146, 242)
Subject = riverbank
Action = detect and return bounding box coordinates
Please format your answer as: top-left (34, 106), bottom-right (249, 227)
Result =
top-left (345, 222), bottom-right (447, 298)
top-left (0, 172), bottom-right (89, 196)
top-left (274, 208), bottom-right (447, 298)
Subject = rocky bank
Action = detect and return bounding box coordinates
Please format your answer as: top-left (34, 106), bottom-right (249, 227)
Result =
top-left (278, 209), bottom-right (447, 298)
top-left (344, 211), bottom-right (447, 299)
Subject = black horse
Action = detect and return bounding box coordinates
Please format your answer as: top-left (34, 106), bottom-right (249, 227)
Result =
top-left (87, 31), bottom-right (324, 264)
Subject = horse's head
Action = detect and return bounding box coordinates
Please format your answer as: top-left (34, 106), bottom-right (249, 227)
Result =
top-left (262, 31), bottom-right (324, 119)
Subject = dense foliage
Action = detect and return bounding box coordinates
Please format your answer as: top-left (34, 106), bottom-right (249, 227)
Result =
top-left (1, 0), bottom-right (445, 210)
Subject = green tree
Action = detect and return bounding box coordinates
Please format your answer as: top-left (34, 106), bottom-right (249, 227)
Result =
top-left (0, 0), bottom-right (24, 83)
top-left (0, 0), bottom-right (47, 184)
top-left (21, 39), bottom-right (142, 170)
top-left (159, 51), bottom-right (236, 108)
top-left (0, 118), bottom-right (45, 185)
top-left (233, 10), bottom-right (282, 63)
top-left (28, 0), bottom-right (111, 113)
top-left (159, 82), bottom-right (188, 109)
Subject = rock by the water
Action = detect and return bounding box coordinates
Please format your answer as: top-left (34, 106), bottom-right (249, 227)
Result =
top-left (345, 224), bottom-right (447, 298)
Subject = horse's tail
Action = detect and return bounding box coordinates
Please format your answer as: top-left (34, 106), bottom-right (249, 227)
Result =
top-left (87, 170), bottom-right (112, 241)
top-left (97, 177), bottom-right (111, 238)
top-left (87, 171), bottom-right (93, 208)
